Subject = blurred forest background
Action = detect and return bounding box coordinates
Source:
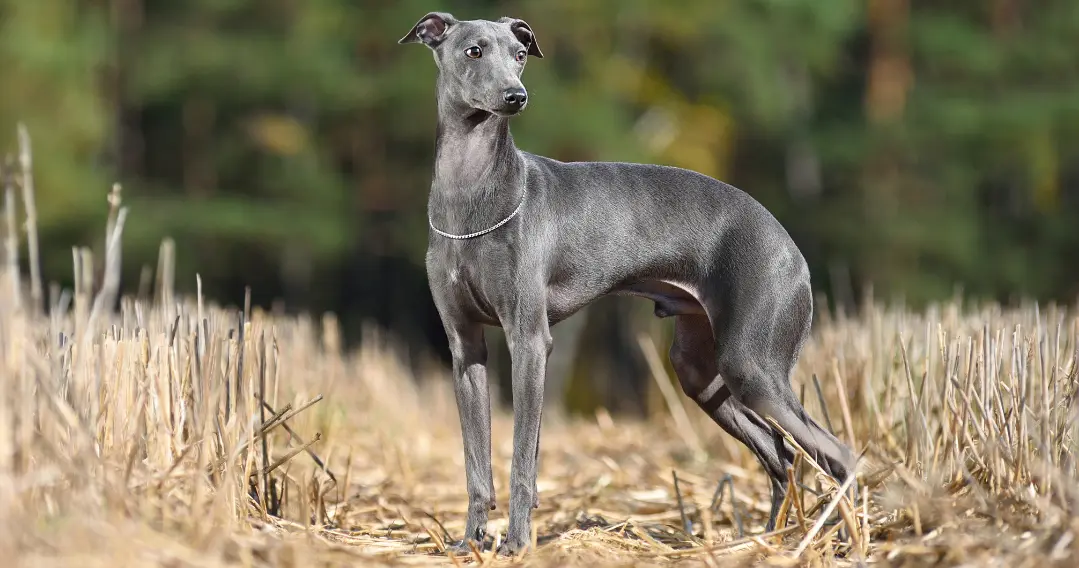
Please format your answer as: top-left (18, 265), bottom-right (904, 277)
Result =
top-left (1, 0), bottom-right (1078, 415)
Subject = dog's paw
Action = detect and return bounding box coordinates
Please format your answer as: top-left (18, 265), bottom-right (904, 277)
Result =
top-left (445, 541), bottom-right (472, 556)
top-left (496, 538), bottom-right (529, 557)
top-left (447, 538), bottom-right (488, 556)
top-left (446, 532), bottom-right (495, 556)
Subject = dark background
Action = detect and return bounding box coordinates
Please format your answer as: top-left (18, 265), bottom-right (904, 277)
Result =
top-left (2, 0), bottom-right (1078, 415)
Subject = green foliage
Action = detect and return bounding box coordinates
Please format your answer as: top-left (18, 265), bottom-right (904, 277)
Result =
top-left (1, 0), bottom-right (1078, 344)
top-left (0, 1), bottom-right (112, 277)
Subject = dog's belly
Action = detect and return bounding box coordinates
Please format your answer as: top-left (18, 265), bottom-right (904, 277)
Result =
top-left (545, 279), bottom-right (705, 326)
top-left (615, 280), bottom-right (707, 318)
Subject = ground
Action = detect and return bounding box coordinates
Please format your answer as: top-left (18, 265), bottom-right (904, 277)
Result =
top-left (3, 287), bottom-right (1078, 567)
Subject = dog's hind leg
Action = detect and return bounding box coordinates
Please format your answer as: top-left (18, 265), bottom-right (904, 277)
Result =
top-left (711, 278), bottom-right (856, 488)
top-left (669, 314), bottom-right (795, 531)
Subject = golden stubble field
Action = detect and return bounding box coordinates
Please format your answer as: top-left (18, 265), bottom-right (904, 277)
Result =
top-left (0, 150), bottom-right (1078, 567)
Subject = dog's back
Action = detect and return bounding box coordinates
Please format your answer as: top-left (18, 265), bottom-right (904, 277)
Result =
top-left (522, 152), bottom-right (808, 295)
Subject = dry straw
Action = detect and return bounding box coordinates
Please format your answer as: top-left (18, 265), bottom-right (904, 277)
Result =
top-left (0, 127), bottom-right (1077, 567)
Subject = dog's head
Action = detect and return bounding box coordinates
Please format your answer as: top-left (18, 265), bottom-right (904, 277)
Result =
top-left (399, 13), bottom-right (543, 117)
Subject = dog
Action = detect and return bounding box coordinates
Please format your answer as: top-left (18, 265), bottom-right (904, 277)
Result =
top-left (399, 12), bottom-right (856, 556)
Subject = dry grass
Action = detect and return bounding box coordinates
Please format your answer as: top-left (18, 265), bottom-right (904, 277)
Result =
top-left (2, 142), bottom-right (1079, 567)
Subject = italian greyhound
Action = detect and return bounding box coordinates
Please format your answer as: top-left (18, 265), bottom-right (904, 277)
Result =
top-left (399, 12), bottom-right (857, 556)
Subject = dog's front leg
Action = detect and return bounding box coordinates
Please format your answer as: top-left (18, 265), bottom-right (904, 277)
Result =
top-left (445, 324), bottom-right (496, 552)
top-left (498, 319), bottom-right (552, 556)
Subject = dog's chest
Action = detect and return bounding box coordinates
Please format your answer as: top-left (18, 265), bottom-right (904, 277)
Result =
top-left (428, 246), bottom-right (506, 322)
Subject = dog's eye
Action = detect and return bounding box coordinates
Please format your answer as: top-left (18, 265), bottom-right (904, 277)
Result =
top-left (465, 46), bottom-right (482, 59)
top-left (515, 49), bottom-right (527, 63)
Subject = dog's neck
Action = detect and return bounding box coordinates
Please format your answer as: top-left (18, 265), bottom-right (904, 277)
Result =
top-left (428, 92), bottom-right (526, 233)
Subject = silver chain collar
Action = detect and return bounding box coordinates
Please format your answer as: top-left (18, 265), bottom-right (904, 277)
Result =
top-left (428, 194), bottom-right (526, 240)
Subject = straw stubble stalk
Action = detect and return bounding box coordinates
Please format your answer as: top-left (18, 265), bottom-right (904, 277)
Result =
top-left (638, 334), bottom-right (705, 459)
top-left (15, 124), bottom-right (41, 315)
top-left (2, 160), bottom-right (20, 312)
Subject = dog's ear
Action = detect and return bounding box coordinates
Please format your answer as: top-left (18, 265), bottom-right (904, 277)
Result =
top-left (500, 17), bottom-right (544, 58)
top-left (398, 12), bottom-right (457, 47)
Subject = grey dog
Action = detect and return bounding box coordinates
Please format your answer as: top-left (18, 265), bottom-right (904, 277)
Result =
top-left (399, 12), bottom-right (857, 556)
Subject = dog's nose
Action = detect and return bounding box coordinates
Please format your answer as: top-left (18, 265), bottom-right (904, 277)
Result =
top-left (502, 88), bottom-right (527, 108)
